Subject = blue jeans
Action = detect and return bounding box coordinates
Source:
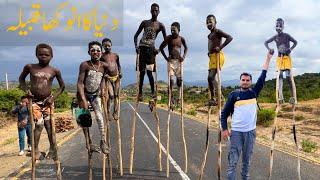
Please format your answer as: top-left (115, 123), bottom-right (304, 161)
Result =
top-left (227, 129), bottom-right (256, 180)
top-left (18, 124), bottom-right (32, 151)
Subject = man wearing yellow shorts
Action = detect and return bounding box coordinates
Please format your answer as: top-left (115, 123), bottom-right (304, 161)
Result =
top-left (265, 18), bottom-right (297, 104)
top-left (206, 14), bottom-right (233, 106)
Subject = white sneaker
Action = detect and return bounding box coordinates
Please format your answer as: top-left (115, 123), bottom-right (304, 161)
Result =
top-left (18, 151), bottom-right (25, 156)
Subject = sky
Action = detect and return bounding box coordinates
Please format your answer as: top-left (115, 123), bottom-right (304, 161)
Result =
top-left (1, 0), bottom-right (320, 86)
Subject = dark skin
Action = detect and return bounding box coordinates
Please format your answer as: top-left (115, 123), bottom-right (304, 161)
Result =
top-left (264, 20), bottom-right (297, 56)
top-left (159, 25), bottom-right (188, 62)
top-left (101, 41), bottom-right (121, 120)
top-left (134, 5), bottom-right (166, 54)
top-left (207, 16), bottom-right (233, 55)
top-left (19, 48), bottom-right (65, 104)
top-left (19, 47), bottom-right (65, 160)
top-left (77, 46), bottom-right (109, 109)
top-left (102, 41), bottom-right (122, 77)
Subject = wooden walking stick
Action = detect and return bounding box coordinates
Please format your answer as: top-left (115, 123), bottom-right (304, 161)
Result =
top-left (269, 55), bottom-right (283, 180)
top-left (49, 105), bottom-right (62, 180)
top-left (216, 53), bottom-right (222, 180)
top-left (289, 69), bottom-right (301, 180)
top-left (28, 97), bottom-right (36, 180)
top-left (129, 54), bottom-right (140, 174)
top-left (198, 95), bottom-right (212, 180)
top-left (166, 63), bottom-right (172, 178)
top-left (152, 59), bottom-right (162, 172)
top-left (83, 127), bottom-right (93, 180)
top-left (180, 62), bottom-right (188, 173)
top-left (116, 80), bottom-right (123, 176)
top-left (102, 92), bottom-right (112, 180)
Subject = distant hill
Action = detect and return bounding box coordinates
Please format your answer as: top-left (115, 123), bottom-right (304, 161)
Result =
top-left (258, 73), bottom-right (320, 102)
top-left (3, 73), bottom-right (320, 103)
top-left (123, 73), bottom-right (320, 103)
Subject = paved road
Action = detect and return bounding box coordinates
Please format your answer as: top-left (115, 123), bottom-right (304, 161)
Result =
top-left (15, 102), bottom-right (320, 179)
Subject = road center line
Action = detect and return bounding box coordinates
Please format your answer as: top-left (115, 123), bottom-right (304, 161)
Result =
top-left (128, 102), bottom-right (190, 180)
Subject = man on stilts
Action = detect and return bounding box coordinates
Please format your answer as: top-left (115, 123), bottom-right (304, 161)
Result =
top-left (133, 3), bottom-right (166, 101)
top-left (207, 14), bottom-right (232, 106)
top-left (77, 41), bottom-right (111, 179)
top-left (130, 3), bottom-right (166, 174)
top-left (159, 21), bottom-right (188, 176)
top-left (199, 14), bottom-right (232, 180)
top-left (265, 18), bottom-right (297, 104)
top-left (19, 43), bottom-right (65, 179)
top-left (101, 38), bottom-right (123, 176)
top-left (265, 18), bottom-right (300, 180)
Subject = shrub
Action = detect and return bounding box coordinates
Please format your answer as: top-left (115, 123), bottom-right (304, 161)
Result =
top-left (187, 108), bottom-right (197, 116)
top-left (0, 89), bottom-right (24, 112)
top-left (301, 139), bottom-right (317, 153)
top-left (55, 91), bottom-right (72, 109)
top-left (257, 108), bottom-right (275, 127)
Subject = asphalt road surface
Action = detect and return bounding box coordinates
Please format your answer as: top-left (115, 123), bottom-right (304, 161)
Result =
top-left (15, 102), bottom-right (320, 179)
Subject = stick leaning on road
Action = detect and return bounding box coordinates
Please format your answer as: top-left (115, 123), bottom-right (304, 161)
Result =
top-left (28, 97), bottom-right (36, 180)
top-left (289, 66), bottom-right (301, 180)
top-left (148, 58), bottom-right (163, 172)
top-left (198, 76), bottom-right (213, 180)
top-left (129, 54), bottom-right (140, 174)
top-left (116, 80), bottom-right (123, 176)
top-left (180, 62), bottom-right (188, 173)
top-left (102, 93), bottom-right (112, 180)
top-left (216, 53), bottom-right (222, 180)
top-left (166, 62), bottom-right (172, 178)
top-left (269, 55), bottom-right (282, 180)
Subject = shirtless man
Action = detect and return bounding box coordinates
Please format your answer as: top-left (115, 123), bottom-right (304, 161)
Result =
top-left (265, 18), bottom-right (297, 104)
top-left (159, 22), bottom-right (188, 105)
top-left (134, 3), bottom-right (166, 101)
top-left (101, 38), bottom-right (122, 120)
top-left (207, 14), bottom-right (233, 105)
top-left (19, 43), bottom-right (65, 161)
top-left (77, 41), bottom-right (110, 154)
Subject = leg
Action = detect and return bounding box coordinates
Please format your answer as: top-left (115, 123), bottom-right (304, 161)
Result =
top-left (113, 79), bottom-right (120, 120)
top-left (147, 70), bottom-right (155, 95)
top-left (241, 130), bottom-right (256, 180)
top-left (44, 118), bottom-right (55, 159)
top-left (207, 69), bottom-right (218, 105)
top-left (227, 131), bottom-right (243, 180)
top-left (107, 81), bottom-right (115, 120)
top-left (26, 124), bottom-right (32, 148)
top-left (18, 127), bottom-right (26, 152)
top-left (91, 97), bottom-right (109, 154)
top-left (286, 70), bottom-right (296, 104)
top-left (138, 70), bottom-right (145, 100)
top-left (34, 120), bottom-right (44, 159)
top-left (278, 70), bottom-right (284, 103)
top-left (107, 81), bottom-right (114, 119)
top-left (176, 76), bottom-right (183, 105)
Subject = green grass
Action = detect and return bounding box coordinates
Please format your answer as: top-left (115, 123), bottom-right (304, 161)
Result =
top-left (2, 137), bottom-right (17, 146)
top-left (301, 139), bottom-right (318, 153)
top-left (187, 108), bottom-right (197, 116)
top-left (257, 108), bottom-right (275, 127)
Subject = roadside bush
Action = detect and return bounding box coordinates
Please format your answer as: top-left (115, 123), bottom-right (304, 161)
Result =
top-left (55, 91), bottom-right (72, 109)
top-left (187, 108), bottom-right (197, 116)
top-left (0, 89), bottom-right (24, 112)
top-left (301, 139), bottom-right (318, 153)
top-left (257, 108), bottom-right (275, 127)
